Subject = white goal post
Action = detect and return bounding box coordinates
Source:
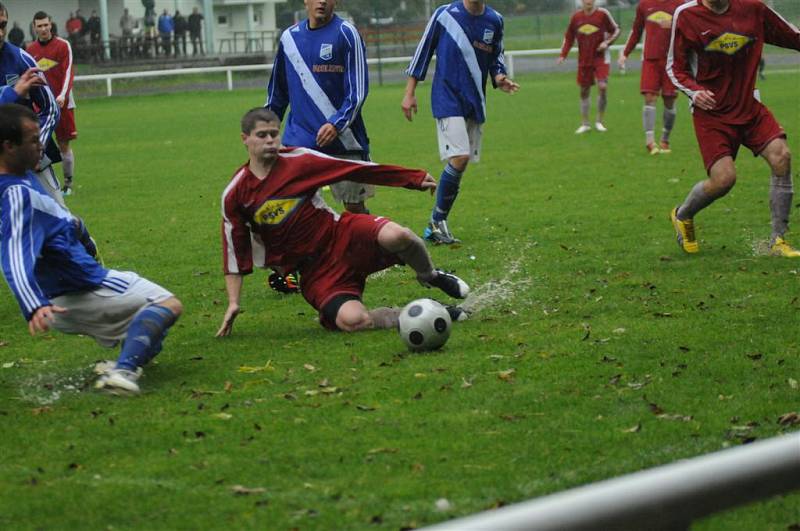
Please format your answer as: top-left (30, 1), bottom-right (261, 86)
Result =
top-left (423, 432), bottom-right (800, 531)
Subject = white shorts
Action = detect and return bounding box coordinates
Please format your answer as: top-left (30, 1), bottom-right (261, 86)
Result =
top-left (436, 117), bottom-right (482, 162)
top-left (51, 270), bottom-right (174, 348)
top-left (330, 153), bottom-right (375, 204)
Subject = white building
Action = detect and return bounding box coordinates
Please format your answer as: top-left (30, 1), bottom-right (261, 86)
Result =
top-left (2, 0), bottom-right (286, 56)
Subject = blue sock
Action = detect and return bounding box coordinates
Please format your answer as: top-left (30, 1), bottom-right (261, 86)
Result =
top-left (116, 305), bottom-right (177, 371)
top-left (431, 163), bottom-right (463, 222)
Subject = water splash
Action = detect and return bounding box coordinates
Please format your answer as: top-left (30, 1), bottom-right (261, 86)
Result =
top-left (18, 365), bottom-right (97, 405)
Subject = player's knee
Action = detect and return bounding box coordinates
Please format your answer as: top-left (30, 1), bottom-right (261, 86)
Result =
top-left (335, 307), bottom-right (372, 332)
top-left (772, 144), bottom-right (791, 176)
top-left (713, 171), bottom-right (737, 195)
top-left (160, 296), bottom-right (183, 318)
top-left (449, 155), bottom-right (469, 171)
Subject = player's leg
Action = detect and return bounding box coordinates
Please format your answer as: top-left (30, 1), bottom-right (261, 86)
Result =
top-left (577, 83), bottom-right (592, 134)
top-left (329, 295), bottom-right (399, 332)
top-left (660, 95), bottom-right (677, 153)
top-left (58, 139), bottom-right (74, 194)
top-left (378, 221), bottom-right (469, 299)
top-left (759, 137), bottom-right (798, 256)
top-left (643, 92), bottom-right (659, 154)
top-left (427, 117), bottom-right (472, 244)
top-left (594, 61), bottom-right (610, 131)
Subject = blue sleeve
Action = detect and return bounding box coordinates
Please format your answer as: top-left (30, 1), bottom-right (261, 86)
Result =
top-left (20, 50), bottom-right (60, 147)
top-left (0, 86), bottom-right (20, 104)
top-left (406, 8), bottom-right (444, 80)
top-left (265, 41), bottom-right (289, 120)
top-left (328, 23), bottom-right (368, 132)
top-left (0, 186), bottom-right (51, 321)
top-left (489, 16), bottom-right (508, 85)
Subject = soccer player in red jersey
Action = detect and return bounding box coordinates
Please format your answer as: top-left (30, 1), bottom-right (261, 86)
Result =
top-left (619, 0), bottom-right (685, 154)
top-left (27, 11), bottom-right (77, 195)
top-left (557, 0), bottom-right (620, 134)
top-left (217, 108), bottom-right (470, 336)
top-left (667, 0), bottom-right (800, 257)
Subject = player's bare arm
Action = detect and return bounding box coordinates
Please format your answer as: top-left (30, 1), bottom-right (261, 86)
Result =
top-left (28, 305), bottom-right (67, 335)
top-left (316, 123), bottom-right (338, 147)
top-left (401, 77), bottom-right (419, 121)
top-left (494, 74), bottom-right (519, 94)
top-left (216, 274), bottom-right (243, 337)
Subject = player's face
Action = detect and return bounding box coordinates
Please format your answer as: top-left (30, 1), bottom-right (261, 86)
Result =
top-left (582, 0), bottom-right (596, 10)
top-left (5, 119), bottom-right (42, 173)
top-left (304, 0), bottom-right (336, 28)
top-left (243, 121), bottom-right (281, 163)
top-left (0, 11), bottom-right (8, 46)
top-left (34, 18), bottom-right (52, 41)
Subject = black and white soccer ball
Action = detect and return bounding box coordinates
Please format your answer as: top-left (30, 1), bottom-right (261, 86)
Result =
top-left (399, 298), bottom-right (452, 351)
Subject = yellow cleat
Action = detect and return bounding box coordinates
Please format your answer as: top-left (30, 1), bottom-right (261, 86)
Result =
top-left (670, 207), bottom-right (699, 253)
top-left (770, 237), bottom-right (800, 257)
top-left (659, 140), bottom-right (672, 154)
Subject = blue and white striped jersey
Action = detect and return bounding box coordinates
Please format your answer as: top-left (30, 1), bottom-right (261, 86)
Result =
top-left (0, 42), bottom-right (59, 147)
top-left (406, 2), bottom-right (508, 124)
top-left (0, 173), bottom-right (108, 321)
top-left (0, 85), bottom-right (20, 104)
top-left (266, 14), bottom-right (369, 156)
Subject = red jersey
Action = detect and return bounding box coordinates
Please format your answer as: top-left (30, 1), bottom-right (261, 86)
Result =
top-left (560, 8), bottom-right (620, 66)
top-left (623, 0), bottom-right (686, 60)
top-left (26, 37), bottom-right (75, 109)
top-left (668, 0), bottom-right (800, 123)
top-left (221, 148), bottom-right (427, 275)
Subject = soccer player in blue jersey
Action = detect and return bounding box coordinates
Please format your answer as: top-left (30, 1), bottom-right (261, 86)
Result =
top-left (266, 0), bottom-right (371, 215)
top-left (402, 0), bottom-right (519, 245)
top-left (0, 67), bottom-right (43, 104)
top-left (0, 2), bottom-right (63, 207)
top-left (0, 104), bottom-right (183, 395)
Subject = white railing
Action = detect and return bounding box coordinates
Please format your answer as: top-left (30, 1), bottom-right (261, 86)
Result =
top-left (422, 432), bottom-right (800, 531)
top-left (73, 45), bottom-right (634, 97)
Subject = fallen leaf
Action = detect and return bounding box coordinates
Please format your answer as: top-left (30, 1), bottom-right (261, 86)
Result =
top-left (778, 412), bottom-right (800, 426)
top-left (304, 364), bottom-right (316, 372)
top-left (320, 386), bottom-right (338, 394)
top-left (356, 404), bottom-right (376, 411)
top-left (624, 423), bottom-right (641, 433)
top-left (230, 485), bottom-right (267, 496)
top-left (461, 377), bottom-right (473, 389)
top-left (789, 378), bottom-right (798, 390)
top-left (238, 361), bottom-right (274, 373)
top-left (367, 447), bottom-right (398, 455)
top-left (497, 369), bottom-right (515, 381)
top-left (32, 407), bottom-right (52, 415)
top-left (212, 413), bottom-right (233, 420)
top-left (657, 414), bottom-right (693, 422)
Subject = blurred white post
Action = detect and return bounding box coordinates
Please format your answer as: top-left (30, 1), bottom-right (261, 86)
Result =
top-left (106, 78), bottom-right (112, 97)
top-left (226, 69), bottom-right (233, 91)
top-left (424, 432), bottom-right (800, 531)
top-left (99, 0), bottom-right (110, 60)
top-left (507, 54), bottom-right (515, 79)
top-left (203, 0), bottom-right (215, 55)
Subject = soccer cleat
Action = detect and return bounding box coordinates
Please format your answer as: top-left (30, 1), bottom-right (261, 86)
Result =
top-left (445, 305), bottom-right (470, 322)
top-left (659, 140), bottom-right (672, 154)
top-left (770, 237), bottom-right (800, 257)
top-left (595, 122), bottom-right (607, 132)
top-left (575, 124), bottom-right (591, 134)
top-left (670, 207), bottom-right (699, 253)
top-left (423, 269), bottom-right (470, 299)
top-left (646, 143), bottom-right (661, 155)
top-left (95, 368), bottom-right (141, 396)
top-left (268, 271), bottom-right (300, 294)
top-left (423, 220), bottom-right (461, 245)
top-left (93, 360), bottom-right (143, 378)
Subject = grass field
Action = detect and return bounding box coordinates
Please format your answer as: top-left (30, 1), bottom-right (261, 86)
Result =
top-left (1, 68), bottom-right (799, 530)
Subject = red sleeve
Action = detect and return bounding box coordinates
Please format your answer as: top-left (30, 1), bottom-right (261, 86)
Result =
top-left (560, 15), bottom-right (576, 58)
top-left (762, 4), bottom-right (800, 51)
top-left (60, 40), bottom-right (75, 101)
top-left (282, 149), bottom-right (427, 194)
top-left (622, 5), bottom-right (645, 57)
top-left (221, 176), bottom-right (253, 275)
top-left (666, 11), bottom-right (703, 100)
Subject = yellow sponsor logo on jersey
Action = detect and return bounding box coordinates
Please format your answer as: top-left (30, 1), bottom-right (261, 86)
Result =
top-left (646, 11), bottom-right (673, 25)
top-left (704, 33), bottom-right (753, 55)
top-left (577, 24), bottom-right (599, 35)
top-left (254, 198), bottom-right (302, 225)
top-left (36, 57), bottom-right (58, 72)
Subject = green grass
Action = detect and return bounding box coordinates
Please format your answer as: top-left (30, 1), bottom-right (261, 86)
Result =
top-left (1, 69), bottom-right (800, 530)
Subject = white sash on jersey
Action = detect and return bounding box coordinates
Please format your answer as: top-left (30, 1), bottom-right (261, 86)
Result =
top-left (438, 10), bottom-right (487, 120)
top-left (280, 30), bottom-right (362, 152)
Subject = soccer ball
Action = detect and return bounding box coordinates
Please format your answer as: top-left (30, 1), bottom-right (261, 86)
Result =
top-left (398, 298), bottom-right (452, 351)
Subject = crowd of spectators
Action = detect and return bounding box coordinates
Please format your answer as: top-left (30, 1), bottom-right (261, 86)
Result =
top-left (6, 6), bottom-right (206, 63)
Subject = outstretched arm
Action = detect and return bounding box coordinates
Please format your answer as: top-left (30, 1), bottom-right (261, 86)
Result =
top-left (216, 274), bottom-right (243, 337)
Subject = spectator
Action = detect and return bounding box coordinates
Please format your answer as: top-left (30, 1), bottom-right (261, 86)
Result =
top-left (157, 9), bottom-right (173, 57)
top-left (119, 7), bottom-right (135, 57)
top-left (87, 10), bottom-right (101, 61)
top-left (173, 10), bottom-right (187, 56)
top-left (65, 11), bottom-right (82, 43)
top-left (142, 0), bottom-right (157, 56)
top-left (188, 7), bottom-right (204, 56)
top-left (8, 21), bottom-right (24, 47)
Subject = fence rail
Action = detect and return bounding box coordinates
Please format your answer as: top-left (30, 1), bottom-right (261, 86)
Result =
top-left (422, 432), bottom-right (800, 531)
top-left (73, 45), bottom-right (634, 97)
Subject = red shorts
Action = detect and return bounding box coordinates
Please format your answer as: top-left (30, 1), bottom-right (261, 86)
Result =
top-left (300, 213), bottom-right (400, 330)
top-left (578, 57), bottom-right (609, 87)
top-left (692, 103), bottom-right (786, 174)
top-left (640, 58), bottom-right (676, 97)
top-left (55, 107), bottom-right (77, 143)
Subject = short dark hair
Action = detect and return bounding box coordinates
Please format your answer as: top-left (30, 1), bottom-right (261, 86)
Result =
top-left (33, 11), bottom-right (50, 22)
top-left (0, 104), bottom-right (38, 154)
top-left (241, 107), bottom-right (280, 134)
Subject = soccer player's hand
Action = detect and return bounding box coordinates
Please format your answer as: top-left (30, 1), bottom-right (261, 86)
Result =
top-left (693, 90), bottom-right (717, 111)
top-left (556, 56), bottom-right (566, 65)
top-left (495, 75), bottom-right (519, 94)
top-left (56, 95), bottom-right (66, 108)
top-left (617, 55), bottom-right (627, 69)
top-left (216, 304), bottom-right (240, 337)
top-left (29, 305), bottom-right (67, 335)
top-left (420, 173), bottom-right (437, 195)
top-left (598, 42), bottom-right (609, 52)
top-left (401, 94), bottom-right (417, 121)
top-left (14, 68), bottom-right (45, 97)
top-left (316, 123), bottom-right (338, 147)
